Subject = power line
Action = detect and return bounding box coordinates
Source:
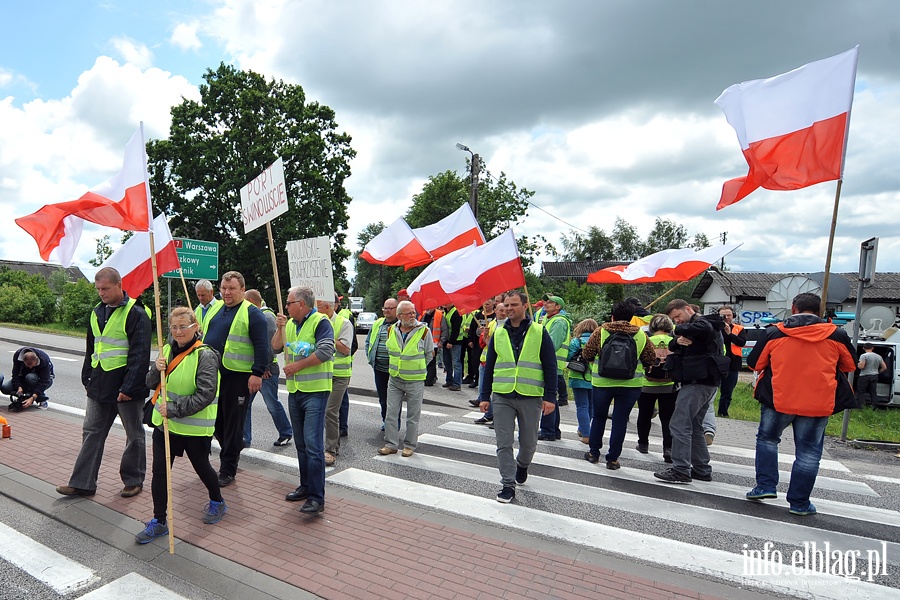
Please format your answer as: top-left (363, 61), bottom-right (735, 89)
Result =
top-left (482, 170), bottom-right (591, 235)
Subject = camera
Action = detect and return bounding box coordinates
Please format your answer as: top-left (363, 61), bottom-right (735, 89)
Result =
top-left (7, 393), bottom-right (31, 412)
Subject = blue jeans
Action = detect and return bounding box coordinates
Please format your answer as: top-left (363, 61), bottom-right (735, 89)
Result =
top-left (572, 386), bottom-right (593, 436)
top-left (243, 371), bottom-right (292, 446)
top-left (444, 345), bottom-right (462, 387)
top-left (755, 404), bottom-right (828, 511)
top-left (589, 386), bottom-right (640, 462)
top-left (718, 370), bottom-right (739, 415)
top-left (339, 388), bottom-right (349, 434)
top-left (477, 363), bottom-right (493, 419)
top-left (287, 391), bottom-right (328, 504)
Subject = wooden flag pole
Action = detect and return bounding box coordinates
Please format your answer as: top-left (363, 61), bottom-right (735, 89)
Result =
top-left (820, 179), bottom-right (844, 318)
top-left (179, 270), bottom-right (194, 311)
top-left (266, 221), bottom-right (284, 312)
top-left (148, 230), bottom-right (176, 555)
top-left (645, 280), bottom-right (691, 311)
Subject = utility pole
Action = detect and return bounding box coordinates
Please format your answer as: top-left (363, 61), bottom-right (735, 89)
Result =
top-left (719, 231), bottom-right (727, 270)
top-left (470, 153), bottom-right (479, 218)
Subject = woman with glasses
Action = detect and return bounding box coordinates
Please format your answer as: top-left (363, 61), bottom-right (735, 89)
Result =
top-left (135, 307), bottom-right (225, 544)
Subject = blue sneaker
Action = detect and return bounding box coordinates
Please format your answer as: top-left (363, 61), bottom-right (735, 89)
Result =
top-left (746, 487), bottom-right (777, 500)
top-left (135, 518), bottom-right (168, 544)
top-left (202, 500), bottom-right (227, 524)
top-left (789, 503), bottom-right (817, 516)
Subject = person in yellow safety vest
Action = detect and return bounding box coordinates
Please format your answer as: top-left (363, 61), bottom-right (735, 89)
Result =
top-left (472, 301), bottom-right (508, 424)
top-left (135, 307), bottom-right (225, 544)
top-left (442, 304), bottom-right (465, 390)
top-left (201, 271), bottom-right (270, 488)
top-left (318, 293), bottom-right (353, 467)
top-left (57, 267), bottom-right (151, 500)
top-left (273, 285), bottom-right (334, 515)
top-left (625, 297), bottom-right (654, 328)
top-left (194, 279), bottom-right (223, 335)
top-left (538, 295), bottom-right (572, 441)
top-left (581, 301), bottom-right (656, 471)
top-left (242, 290), bottom-right (293, 448)
top-left (379, 300), bottom-right (433, 458)
top-left (480, 291), bottom-right (558, 504)
top-left (717, 305), bottom-right (746, 418)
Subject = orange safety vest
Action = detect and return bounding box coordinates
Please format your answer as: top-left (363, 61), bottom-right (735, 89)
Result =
top-left (431, 309), bottom-right (443, 345)
top-left (730, 324), bottom-right (744, 357)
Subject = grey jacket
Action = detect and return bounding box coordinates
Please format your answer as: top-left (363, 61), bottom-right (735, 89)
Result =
top-left (146, 344), bottom-right (221, 419)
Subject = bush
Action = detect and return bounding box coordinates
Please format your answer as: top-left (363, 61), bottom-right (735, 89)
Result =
top-left (60, 279), bottom-right (99, 329)
top-left (0, 268), bottom-right (57, 324)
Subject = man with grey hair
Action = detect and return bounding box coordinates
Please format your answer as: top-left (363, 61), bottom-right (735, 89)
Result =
top-left (273, 286), bottom-right (334, 514)
top-left (317, 293), bottom-right (353, 466)
top-left (194, 279), bottom-right (222, 334)
top-left (242, 289), bottom-right (293, 448)
top-left (379, 300), bottom-right (433, 457)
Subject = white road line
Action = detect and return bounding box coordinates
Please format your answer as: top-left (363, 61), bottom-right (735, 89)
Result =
top-left (276, 389), bottom-right (448, 416)
top-left (78, 573), bottom-right (188, 599)
top-left (372, 452), bottom-right (900, 563)
top-left (330, 469), bottom-right (897, 600)
top-left (0, 521), bottom-right (99, 595)
top-left (866, 475), bottom-right (900, 486)
top-left (457, 414), bottom-right (852, 473)
top-left (444, 421), bottom-right (875, 496)
top-left (5, 349), bottom-right (79, 362)
top-left (417, 433), bottom-right (900, 528)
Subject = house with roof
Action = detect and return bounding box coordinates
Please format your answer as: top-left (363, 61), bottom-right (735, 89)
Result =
top-left (0, 260), bottom-right (88, 285)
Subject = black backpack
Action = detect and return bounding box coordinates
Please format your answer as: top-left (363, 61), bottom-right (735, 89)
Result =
top-left (598, 331), bottom-right (638, 379)
top-left (566, 347), bottom-right (591, 379)
top-left (644, 339), bottom-right (672, 383)
top-left (348, 313), bottom-right (359, 355)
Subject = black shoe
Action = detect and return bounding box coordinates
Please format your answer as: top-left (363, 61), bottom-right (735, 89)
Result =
top-left (555, 433), bottom-right (561, 440)
top-left (468, 399), bottom-right (481, 407)
top-left (285, 486), bottom-right (310, 502)
top-left (606, 460), bottom-right (620, 470)
top-left (217, 474), bottom-right (235, 487)
top-left (441, 383), bottom-right (451, 388)
top-left (273, 436), bottom-right (292, 447)
top-left (636, 442), bottom-right (649, 454)
top-left (340, 430), bottom-right (349, 438)
top-left (654, 468), bottom-right (691, 484)
top-left (299, 499), bottom-right (324, 514)
top-left (462, 377), bottom-right (474, 385)
top-left (515, 466), bottom-right (528, 484)
top-left (537, 434), bottom-right (555, 441)
top-left (448, 385), bottom-right (461, 391)
top-left (584, 452), bottom-right (600, 464)
top-left (717, 412), bottom-right (729, 418)
top-left (487, 422), bottom-right (494, 430)
top-left (496, 486), bottom-right (515, 503)
top-left (690, 470), bottom-right (712, 482)
top-left (468, 382), bottom-right (478, 388)
top-left (557, 399), bottom-right (569, 406)
top-left (474, 416), bottom-right (492, 425)
top-left (424, 381), bottom-right (435, 387)
top-left (663, 448), bottom-right (672, 463)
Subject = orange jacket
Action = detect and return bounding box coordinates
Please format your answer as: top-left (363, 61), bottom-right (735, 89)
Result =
top-left (748, 315), bottom-right (856, 416)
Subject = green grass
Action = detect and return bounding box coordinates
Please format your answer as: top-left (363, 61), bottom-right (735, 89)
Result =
top-left (721, 379), bottom-right (900, 443)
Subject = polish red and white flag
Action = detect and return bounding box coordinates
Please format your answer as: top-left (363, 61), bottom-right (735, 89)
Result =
top-left (715, 46), bottom-right (858, 210)
top-left (407, 229), bottom-right (524, 314)
top-left (99, 214), bottom-right (181, 298)
top-left (411, 203), bottom-right (485, 264)
top-left (360, 218), bottom-right (432, 267)
top-left (587, 243), bottom-right (742, 284)
top-left (16, 126), bottom-right (153, 262)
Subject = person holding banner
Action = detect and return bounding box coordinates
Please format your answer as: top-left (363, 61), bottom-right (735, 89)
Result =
top-left (194, 279), bottom-right (222, 334)
top-left (273, 286), bottom-right (334, 515)
top-left (136, 307), bottom-right (226, 544)
top-left (202, 271), bottom-right (269, 487)
top-left (57, 267), bottom-right (150, 498)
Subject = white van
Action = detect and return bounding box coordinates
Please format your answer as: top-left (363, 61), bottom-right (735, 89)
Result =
top-left (349, 297), bottom-right (365, 315)
top-left (854, 334), bottom-right (900, 407)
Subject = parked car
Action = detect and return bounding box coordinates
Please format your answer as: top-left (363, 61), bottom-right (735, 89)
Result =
top-left (356, 311), bottom-right (377, 334)
top-left (740, 325), bottom-right (772, 368)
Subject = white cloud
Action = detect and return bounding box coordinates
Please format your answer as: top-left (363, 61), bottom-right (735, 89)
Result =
top-left (170, 22), bottom-right (202, 51)
top-left (110, 36), bottom-right (154, 70)
top-left (0, 58), bottom-right (199, 269)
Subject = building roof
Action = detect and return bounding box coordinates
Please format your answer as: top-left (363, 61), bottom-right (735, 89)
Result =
top-left (0, 260), bottom-right (88, 284)
top-left (692, 269), bottom-right (900, 303)
top-left (541, 260), bottom-right (629, 284)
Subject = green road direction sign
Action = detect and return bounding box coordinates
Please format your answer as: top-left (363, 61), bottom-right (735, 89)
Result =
top-left (163, 238), bottom-right (219, 280)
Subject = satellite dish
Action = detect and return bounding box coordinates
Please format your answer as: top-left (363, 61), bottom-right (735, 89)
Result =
top-left (860, 305), bottom-right (896, 337)
top-left (807, 272), bottom-right (851, 304)
top-left (766, 275), bottom-right (821, 321)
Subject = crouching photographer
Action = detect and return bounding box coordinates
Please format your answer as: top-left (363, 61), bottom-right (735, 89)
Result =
top-left (2, 347), bottom-right (55, 411)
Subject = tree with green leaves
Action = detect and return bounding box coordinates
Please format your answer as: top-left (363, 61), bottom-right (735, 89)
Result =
top-left (147, 63), bottom-right (355, 303)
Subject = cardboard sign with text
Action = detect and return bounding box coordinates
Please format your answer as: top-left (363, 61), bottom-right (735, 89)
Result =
top-left (286, 236), bottom-right (335, 303)
top-left (240, 157), bottom-right (289, 233)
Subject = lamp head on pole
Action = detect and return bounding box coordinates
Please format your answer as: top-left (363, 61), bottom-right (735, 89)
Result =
top-left (455, 142), bottom-right (471, 154)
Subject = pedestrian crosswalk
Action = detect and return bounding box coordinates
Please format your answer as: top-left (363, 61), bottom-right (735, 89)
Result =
top-left (0, 521), bottom-right (190, 599)
top-left (328, 410), bottom-right (900, 600)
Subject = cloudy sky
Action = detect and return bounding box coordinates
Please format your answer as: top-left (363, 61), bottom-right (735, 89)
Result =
top-left (2, 0), bottom-right (899, 281)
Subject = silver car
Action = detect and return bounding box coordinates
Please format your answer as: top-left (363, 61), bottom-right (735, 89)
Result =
top-left (356, 311), bottom-right (377, 334)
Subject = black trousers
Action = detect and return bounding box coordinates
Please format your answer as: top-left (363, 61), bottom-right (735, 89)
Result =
top-left (214, 369), bottom-right (250, 478)
top-left (151, 427), bottom-right (222, 523)
top-left (636, 389), bottom-right (678, 449)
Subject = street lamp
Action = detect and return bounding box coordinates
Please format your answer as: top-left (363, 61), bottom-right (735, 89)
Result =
top-left (456, 143), bottom-right (479, 217)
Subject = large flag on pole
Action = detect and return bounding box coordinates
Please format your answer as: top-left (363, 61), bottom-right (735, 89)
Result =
top-left (16, 127), bottom-right (153, 261)
top-left (714, 46), bottom-right (859, 210)
top-left (406, 229), bottom-right (525, 314)
top-left (99, 214), bottom-right (180, 298)
top-left (360, 218), bottom-right (432, 267)
top-left (411, 203), bottom-right (485, 265)
top-left (587, 243), bottom-right (742, 284)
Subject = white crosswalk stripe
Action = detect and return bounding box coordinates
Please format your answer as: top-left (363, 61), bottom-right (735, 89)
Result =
top-left (328, 413), bottom-right (900, 599)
